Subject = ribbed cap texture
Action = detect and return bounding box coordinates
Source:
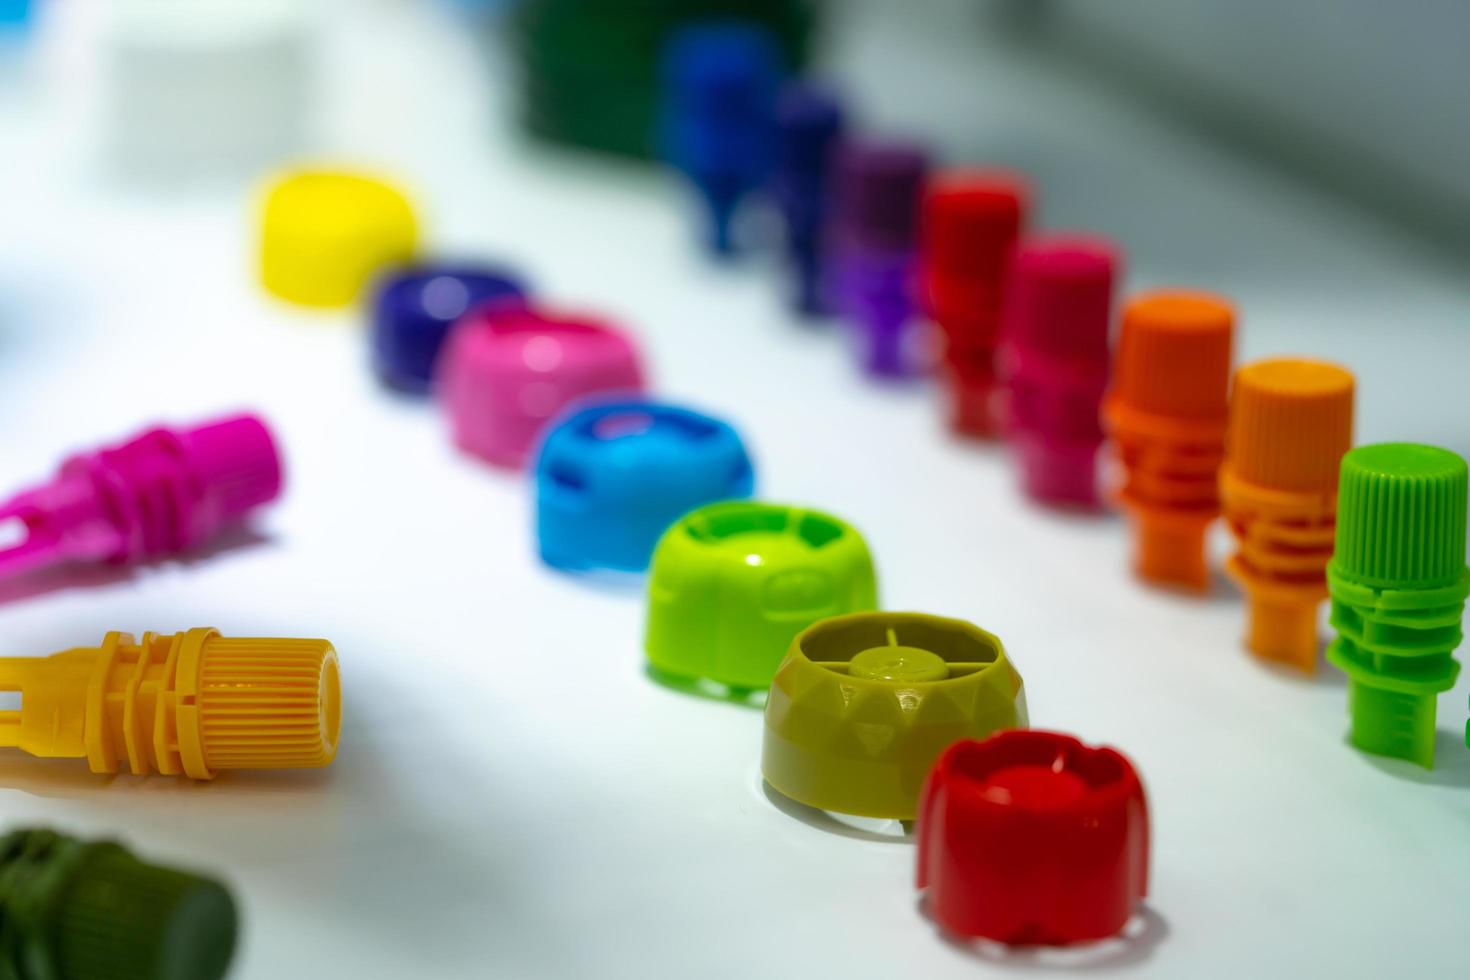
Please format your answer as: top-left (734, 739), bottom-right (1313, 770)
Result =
top-left (922, 171), bottom-right (1029, 278)
top-left (1113, 291), bottom-right (1234, 419)
top-left (1005, 236), bottom-right (1117, 366)
top-left (198, 637), bottom-right (340, 770)
top-left (1227, 358), bottom-right (1354, 491)
top-left (1333, 443), bottom-right (1468, 588)
top-left (181, 414), bottom-right (284, 522)
top-left (52, 849), bottom-right (237, 980)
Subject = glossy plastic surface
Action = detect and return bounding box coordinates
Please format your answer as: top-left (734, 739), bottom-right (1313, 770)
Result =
top-left (0, 828), bottom-right (238, 980)
top-left (371, 264), bottom-right (527, 393)
top-left (1104, 291), bottom-right (1235, 590)
top-left (534, 397), bottom-right (755, 572)
top-left (660, 23), bottom-right (780, 255)
top-left (916, 731), bottom-right (1148, 946)
top-left (762, 611), bottom-right (1027, 820)
top-left (1221, 358), bottom-right (1355, 670)
top-left (922, 170), bottom-right (1030, 436)
top-left (0, 628), bottom-right (341, 779)
top-left (438, 302), bottom-right (646, 469)
top-left (1326, 443), bottom-right (1469, 766)
top-left (644, 501), bottom-right (877, 691)
top-left (0, 414), bottom-right (282, 581)
top-left (258, 168), bottom-right (419, 308)
top-left (1002, 235), bottom-right (1118, 506)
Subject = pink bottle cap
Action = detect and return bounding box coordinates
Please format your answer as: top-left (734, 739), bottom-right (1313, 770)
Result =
top-left (1002, 235), bottom-right (1120, 507)
top-left (0, 413), bottom-right (283, 580)
top-left (438, 302), bottom-right (646, 469)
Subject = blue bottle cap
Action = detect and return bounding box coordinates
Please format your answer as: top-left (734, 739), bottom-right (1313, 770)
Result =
top-left (371, 264), bottom-right (527, 393)
top-left (534, 397), bottom-right (755, 573)
top-left (660, 22), bottom-right (781, 255)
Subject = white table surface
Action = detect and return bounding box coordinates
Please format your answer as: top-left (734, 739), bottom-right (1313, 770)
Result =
top-left (1, 2), bottom-right (1468, 978)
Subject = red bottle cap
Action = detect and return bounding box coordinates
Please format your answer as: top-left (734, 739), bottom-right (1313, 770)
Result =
top-left (916, 730), bottom-right (1149, 946)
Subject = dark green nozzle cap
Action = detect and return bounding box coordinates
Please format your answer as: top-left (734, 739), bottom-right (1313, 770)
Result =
top-left (0, 829), bottom-right (238, 980)
top-left (53, 848), bottom-right (238, 980)
top-left (1332, 443), bottom-right (1469, 589)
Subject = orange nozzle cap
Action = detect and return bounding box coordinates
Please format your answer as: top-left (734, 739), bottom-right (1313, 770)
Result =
top-left (1106, 290), bottom-right (1235, 590)
top-left (0, 629), bottom-right (341, 779)
top-left (1227, 358), bottom-right (1354, 492)
top-left (1221, 357), bottom-right (1355, 670)
top-left (1110, 292), bottom-right (1234, 425)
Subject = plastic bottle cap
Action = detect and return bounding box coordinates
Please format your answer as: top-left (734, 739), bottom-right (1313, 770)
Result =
top-left (1110, 291), bottom-right (1234, 423)
top-left (100, 0), bottom-right (310, 182)
top-left (0, 629), bottom-right (340, 779)
top-left (372, 264), bottom-right (528, 393)
top-left (510, 0), bottom-right (816, 159)
top-left (762, 612), bottom-right (1027, 820)
top-left (830, 140), bottom-right (930, 250)
top-left (438, 303), bottom-right (646, 469)
top-left (1332, 443), bottom-right (1468, 589)
top-left (922, 169), bottom-right (1030, 283)
top-left (660, 23), bottom-right (780, 254)
top-left (1226, 358), bottom-right (1355, 493)
top-left (1004, 235), bottom-right (1117, 368)
top-left (645, 501), bottom-right (877, 691)
top-left (916, 730), bottom-right (1148, 945)
top-left (1004, 236), bottom-right (1119, 507)
top-left (535, 397), bottom-right (755, 572)
top-left (259, 169), bottom-right (418, 308)
top-left (0, 414), bottom-right (283, 580)
top-left (0, 829), bottom-right (238, 980)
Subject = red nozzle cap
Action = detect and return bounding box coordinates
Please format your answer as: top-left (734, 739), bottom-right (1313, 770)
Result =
top-left (917, 730), bottom-right (1149, 946)
top-left (180, 415), bottom-right (284, 524)
top-left (922, 170), bottom-right (1031, 279)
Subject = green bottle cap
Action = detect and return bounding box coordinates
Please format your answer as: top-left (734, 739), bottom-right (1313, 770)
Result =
top-left (1332, 443), bottom-right (1469, 589)
top-left (645, 501), bottom-right (878, 692)
top-left (53, 847), bottom-right (238, 980)
top-left (0, 829), bottom-right (237, 980)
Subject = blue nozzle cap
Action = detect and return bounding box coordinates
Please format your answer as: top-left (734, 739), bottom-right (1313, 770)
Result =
top-left (372, 264), bottom-right (527, 393)
top-left (660, 22), bottom-right (782, 255)
top-left (534, 397), bottom-right (755, 573)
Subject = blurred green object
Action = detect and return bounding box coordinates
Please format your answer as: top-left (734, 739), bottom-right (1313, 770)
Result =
top-left (511, 0), bottom-right (818, 158)
top-left (0, 828), bottom-right (238, 980)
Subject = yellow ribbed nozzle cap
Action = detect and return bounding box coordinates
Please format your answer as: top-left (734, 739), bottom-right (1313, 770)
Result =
top-left (0, 628), bottom-right (341, 780)
top-left (1227, 358), bottom-right (1355, 493)
top-left (194, 635), bottom-right (342, 772)
top-left (258, 168), bottom-right (418, 308)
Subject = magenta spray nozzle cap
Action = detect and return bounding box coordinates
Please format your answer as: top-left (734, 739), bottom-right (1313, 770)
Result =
top-left (1002, 236), bottom-right (1120, 508)
top-left (0, 413), bottom-right (283, 580)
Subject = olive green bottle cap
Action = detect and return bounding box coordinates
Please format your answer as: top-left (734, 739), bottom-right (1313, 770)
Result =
top-left (1332, 442), bottom-right (1469, 589)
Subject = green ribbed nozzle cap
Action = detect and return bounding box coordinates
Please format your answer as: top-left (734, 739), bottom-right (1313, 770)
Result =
top-left (50, 846), bottom-right (238, 980)
top-left (1332, 443), bottom-right (1469, 589)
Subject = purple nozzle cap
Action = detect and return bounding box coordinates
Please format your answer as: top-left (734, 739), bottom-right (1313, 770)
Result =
top-left (832, 140), bottom-right (930, 249)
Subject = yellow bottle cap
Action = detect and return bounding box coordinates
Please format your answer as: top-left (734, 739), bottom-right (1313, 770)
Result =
top-left (0, 628), bottom-right (341, 779)
top-left (259, 168), bottom-right (418, 308)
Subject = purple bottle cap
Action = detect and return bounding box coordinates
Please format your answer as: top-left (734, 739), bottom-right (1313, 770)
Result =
top-left (831, 140), bottom-right (930, 250)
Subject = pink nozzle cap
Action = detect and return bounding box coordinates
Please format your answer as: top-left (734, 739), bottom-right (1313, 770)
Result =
top-left (0, 413), bottom-right (284, 581)
top-left (180, 414), bottom-right (284, 524)
top-left (438, 303), bottom-right (646, 469)
top-left (1002, 235), bottom-right (1120, 508)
